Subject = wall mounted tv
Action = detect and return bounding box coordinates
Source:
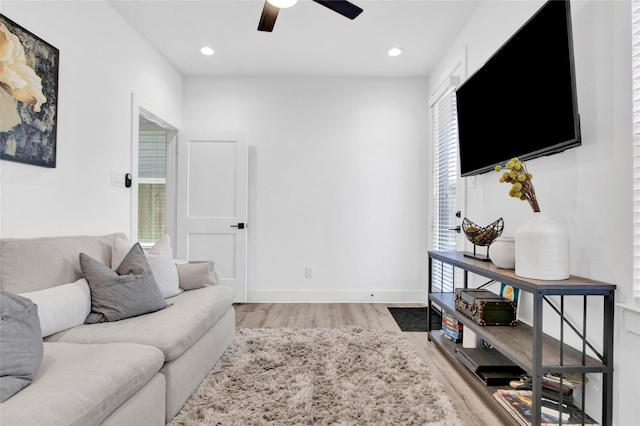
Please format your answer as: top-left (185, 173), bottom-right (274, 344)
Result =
top-left (455, 0), bottom-right (580, 177)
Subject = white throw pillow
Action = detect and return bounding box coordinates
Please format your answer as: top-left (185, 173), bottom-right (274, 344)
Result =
top-left (146, 235), bottom-right (182, 298)
top-left (111, 235), bottom-right (131, 270)
top-left (112, 235), bottom-right (182, 299)
top-left (19, 279), bottom-right (91, 337)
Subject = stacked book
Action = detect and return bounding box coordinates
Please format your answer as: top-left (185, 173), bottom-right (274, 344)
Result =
top-left (493, 389), bottom-right (598, 426)
top-left (441, 312), bottom-right (463, 343)
top-left (511, 373), bottom-right (585, 406)
top-left (541, 373), bottom-right (579, 405)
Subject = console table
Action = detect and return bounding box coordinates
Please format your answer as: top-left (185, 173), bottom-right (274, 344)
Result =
top-left (427, 251), bottom-right (616, 426)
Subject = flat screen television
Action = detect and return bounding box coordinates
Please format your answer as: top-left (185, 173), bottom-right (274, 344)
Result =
top-left (455, 0), bottom-right (581, 177)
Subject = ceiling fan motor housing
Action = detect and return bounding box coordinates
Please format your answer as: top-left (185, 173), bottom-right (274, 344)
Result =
top-left (258, 0), bottom-right (363, 32)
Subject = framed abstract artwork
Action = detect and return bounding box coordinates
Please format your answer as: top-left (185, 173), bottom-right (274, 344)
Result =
top-left (1, 14), bottom-right (59, 168)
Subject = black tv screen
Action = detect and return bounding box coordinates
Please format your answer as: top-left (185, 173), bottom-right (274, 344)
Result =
top-left (455, 0), bottom-right (580, 177)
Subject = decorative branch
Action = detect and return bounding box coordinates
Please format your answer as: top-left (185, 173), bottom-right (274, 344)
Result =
top-left (495, 158), bottom-right (540, 212)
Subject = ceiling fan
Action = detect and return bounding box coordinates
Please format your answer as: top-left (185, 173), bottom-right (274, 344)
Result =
top-left (258, 0), bottom-right (363, 32)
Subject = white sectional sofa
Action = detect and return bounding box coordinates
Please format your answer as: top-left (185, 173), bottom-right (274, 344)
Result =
top-left (0, 234), bottom-right (235, 425)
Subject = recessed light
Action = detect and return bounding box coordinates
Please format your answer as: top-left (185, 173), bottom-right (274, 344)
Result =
top-left (200, 46), bottom-right (214, 56)
top-left (387, 47), bottom-right (404, 57)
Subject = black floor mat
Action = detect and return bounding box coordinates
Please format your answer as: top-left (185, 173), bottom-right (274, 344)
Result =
top-left (388, 307), bottom-right (442, 332)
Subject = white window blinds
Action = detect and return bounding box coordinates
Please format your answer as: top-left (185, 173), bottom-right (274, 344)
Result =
top-left (432, 83), bottom-right (459, 293)
top-left (138, 128), bottom-right (167, 244)
top-left (139, 130), bottom-right (167, 180)
top-left (633, 0), bottom-right (640, 301)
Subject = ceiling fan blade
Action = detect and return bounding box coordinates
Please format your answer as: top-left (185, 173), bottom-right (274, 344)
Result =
top-left (312, 0), bottom-right (363, 20)
top-left (258, 1), bottom-right (279, 32)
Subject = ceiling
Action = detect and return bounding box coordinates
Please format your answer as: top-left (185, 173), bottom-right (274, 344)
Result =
top-left (107, 0), bottom-right (480, 78)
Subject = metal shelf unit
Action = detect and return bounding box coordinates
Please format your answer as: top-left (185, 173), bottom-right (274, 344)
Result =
top-left (427, 251), bottom-right (616, 426)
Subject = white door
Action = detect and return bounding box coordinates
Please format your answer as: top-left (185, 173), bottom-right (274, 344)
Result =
top-left (431, 77), bottom-right (466, 292)
top-left (176, 132), bottom-right (248, 302)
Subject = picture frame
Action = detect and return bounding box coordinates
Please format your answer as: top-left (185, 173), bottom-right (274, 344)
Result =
top-left (1, 14), bottom-right (59, 168)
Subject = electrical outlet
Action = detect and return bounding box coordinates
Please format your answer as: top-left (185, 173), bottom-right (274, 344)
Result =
top-left (305, 267), bottom-right (314, 278)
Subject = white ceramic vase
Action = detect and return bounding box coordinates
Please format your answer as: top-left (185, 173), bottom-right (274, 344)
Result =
top-left (515, 212), bottom-right (569, 280)
top-left (490, 237), bottom-right (516, 269)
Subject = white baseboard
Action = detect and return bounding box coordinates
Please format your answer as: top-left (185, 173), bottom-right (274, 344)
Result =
top-left (246, 290), bottom-right (426, 304)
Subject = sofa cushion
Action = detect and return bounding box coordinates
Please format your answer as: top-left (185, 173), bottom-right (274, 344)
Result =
top-left (146, 235), bottom-right (182, 298)
top-left (46, 285), bottom-right (234, 362)
top-left (0, 291), bottom-right (43, 403)
top-left (18, 278), bottom-right (91, 337)
top-left (0, 342), bottom-right (164, 426)
top-left (113, 235), bottom-right (182, 299)
top-left (176, 261), bottom-right (217, 290)
top-left (80, 244), bottom-right (167, 324)
top-left (111, 235), bottom-right (131, 272)
top-left (0, 234), bottom-right (124, 294)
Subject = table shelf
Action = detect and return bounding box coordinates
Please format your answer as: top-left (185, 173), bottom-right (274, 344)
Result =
top-left (428, 331), bottom-right (517, 426)
top-left (430, 292), bottom-right (604, 373)
top-left (427, 251), bottom-right (616, 426)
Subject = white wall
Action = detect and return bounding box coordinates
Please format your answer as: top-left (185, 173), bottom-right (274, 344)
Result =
top-left (184, 77), bottom-right (429, 302)
top-left (4, 0), bottom-right (634, 419)
top-left (1, 1), bottom-right (183, 239)
top-left (429, 1), bottom-right (634, 424)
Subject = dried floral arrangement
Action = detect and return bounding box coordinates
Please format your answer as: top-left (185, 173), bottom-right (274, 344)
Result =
top-left (495, 158), bottom-right (540, 212)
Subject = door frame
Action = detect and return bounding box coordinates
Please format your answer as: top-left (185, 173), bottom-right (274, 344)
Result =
top-left (130, 94), bottom-right (179, 250)
top-left (429, 51), bottom-right (468, 254)
top-left (429, 75), bottom-right (467, 253)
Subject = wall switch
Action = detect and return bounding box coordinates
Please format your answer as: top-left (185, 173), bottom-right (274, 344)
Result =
top-left (305, 267), bottom-right (314, 278)
top-left (467, 176), bottom-right (476, 188)
top-left (111, 171), bottom-right (126, 187)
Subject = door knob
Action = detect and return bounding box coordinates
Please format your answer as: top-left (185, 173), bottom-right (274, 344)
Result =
top-left (230, 223), bottom-right (246, 229)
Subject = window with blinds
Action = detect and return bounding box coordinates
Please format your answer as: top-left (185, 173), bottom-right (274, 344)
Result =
top-left (432, 84), bottom-right (459, 293)
top-left (138, 128), bottom-right (167, 244)
top-left (633, 0), bottom-right (640, 301)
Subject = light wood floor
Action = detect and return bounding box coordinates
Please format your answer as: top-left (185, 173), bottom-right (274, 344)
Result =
top-left (235, 303), bottom-right (504, 426)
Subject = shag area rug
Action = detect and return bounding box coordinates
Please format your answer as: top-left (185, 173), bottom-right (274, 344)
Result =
top-left (170, 327), bottom-right (464, 426)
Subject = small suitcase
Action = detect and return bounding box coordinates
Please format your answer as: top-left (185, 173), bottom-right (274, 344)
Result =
top-left (454, 288), bottom-right (517, 326)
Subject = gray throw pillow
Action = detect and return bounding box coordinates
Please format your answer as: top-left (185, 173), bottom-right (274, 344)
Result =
top-left (80, 243), bottom-right (167, 324)
top-left (0, 290), bottom-right (44, 402)
top-left (177, 261), bottom-right (216, 290)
